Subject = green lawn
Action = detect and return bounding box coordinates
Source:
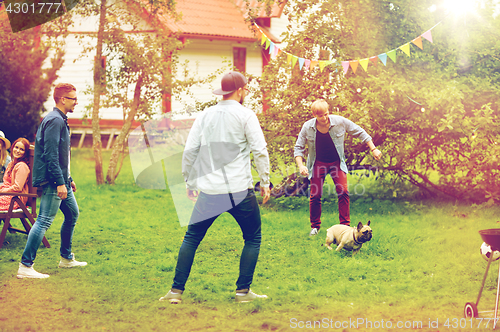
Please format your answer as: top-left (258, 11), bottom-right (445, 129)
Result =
top-left (1, 149), bottom-right (499, 331)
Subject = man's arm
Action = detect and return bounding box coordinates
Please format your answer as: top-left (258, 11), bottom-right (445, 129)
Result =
top-left (294, 124), bottom-right (309, 177)
top-left (366, 140), bottom-right (382, 161)
top-left (42, 118), bottom-right (69, 199)
top-left (182, 117), bottom-right (202, 192)
top-left (245, 114), bottom-right (270, 204)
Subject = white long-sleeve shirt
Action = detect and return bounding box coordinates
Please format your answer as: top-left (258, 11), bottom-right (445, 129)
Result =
top-left (182, 100), bottom-right (270, 195)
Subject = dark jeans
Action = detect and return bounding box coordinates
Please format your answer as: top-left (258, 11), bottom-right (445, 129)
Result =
top-left (309, 160), bottom-right (350, 229)
top-left (172, 189), bottom-right (262, 291)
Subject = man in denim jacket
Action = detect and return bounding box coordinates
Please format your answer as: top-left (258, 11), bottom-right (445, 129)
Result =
top-left (17, 83), bottom-right (87, 279)
top-left (294, 99), bottom-right (382, 236)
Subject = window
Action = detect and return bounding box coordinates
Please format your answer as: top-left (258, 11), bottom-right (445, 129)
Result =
top-left (233, 47), bottom-right (246, 73)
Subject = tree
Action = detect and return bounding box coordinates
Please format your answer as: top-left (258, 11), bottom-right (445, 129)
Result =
top-left (74, 0), bottom-right (223, 184)
top-left (74, 0), bottom-right (182, 184)
top-left (254, 0), bottom-right (500, 203)
top-left (0, 14), bottom-right (68, 143)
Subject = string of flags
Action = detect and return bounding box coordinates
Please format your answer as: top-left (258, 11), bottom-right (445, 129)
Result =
top-left (254, 21), bottom-right (441, 75)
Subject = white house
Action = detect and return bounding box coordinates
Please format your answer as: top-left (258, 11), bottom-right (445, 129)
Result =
top-left (41, 0), bottom-right (289, 147)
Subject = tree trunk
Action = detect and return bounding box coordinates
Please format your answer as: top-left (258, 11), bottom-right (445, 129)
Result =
top-left (106, 75), bottom-right (143, 184)
top-left (92, 0), bottom-right (107, 185)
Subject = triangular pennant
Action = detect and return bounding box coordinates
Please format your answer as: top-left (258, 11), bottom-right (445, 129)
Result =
top-left (359, 58), bottom-right (369, 72)
top-left (399, 43), bottom-right (411, 57)
top-left (291, 56), bottom-right (298, 68)
top-left (274, 47), bottom-right (281, 58)
top-left (341, 61), bottom-right (350, 74)
top-left (319, 60), bottom-right (329, 71)
top-left (269, 42), bottom-right (275, 55)
top-left (422, 30), bottom-right (433, 43)
top-left (286, 53), bottom-right (292, 64)
top-left (369, 56), bottom-right (378, 66)
top-left (412, 36), bottom-right (423, 50)
top-left (265, 38), bottom-right (271, 50)
top-left (298, 57), bottom-right (305, 70)
top-left (350, 60), bottom-right (359, 74)
top-left (310, 60), bottom-right (319, 70)
top-left (378, 53), bottom-right (387, 66)
top-left (387, 49), bottom-right (397, 63)
top-left (304, 59), bottom-right (311, 71)
top-left (261, 34), bottom-right (267, 45)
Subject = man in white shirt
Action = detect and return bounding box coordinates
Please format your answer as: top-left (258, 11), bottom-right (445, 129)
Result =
top-left (160, 72), bottom-right (271, 304)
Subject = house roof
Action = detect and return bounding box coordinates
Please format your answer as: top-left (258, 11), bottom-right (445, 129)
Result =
top-left (155, 0), bottom-right (285, 42)
top-left (234, 0), bottom-right (286, 19)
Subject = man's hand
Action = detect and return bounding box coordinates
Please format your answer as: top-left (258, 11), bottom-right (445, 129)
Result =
top-left (187, 189), bottom-right (198, 202)
top-left (71, 181), bottom-right (77, 193)
top-left (372, 149), bottom-right (382, 161)
top-left (260, 186), bottom-right (271, 204)
top-left (57, 184), bottom-right (68, 200)
top-left (299, 165), bottom-right (309, 177)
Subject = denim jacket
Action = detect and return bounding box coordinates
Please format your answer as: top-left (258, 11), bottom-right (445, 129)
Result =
top-left (294, 115), bottom-right (372, 178)
top-left (33, 108), bottom-right (73, 187)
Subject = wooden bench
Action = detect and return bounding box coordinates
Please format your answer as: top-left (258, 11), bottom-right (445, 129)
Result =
top-left (0, 146), bottom-right (50, 249)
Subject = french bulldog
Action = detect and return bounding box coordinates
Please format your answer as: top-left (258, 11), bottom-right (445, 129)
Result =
top-left (324, 221), bottom-right (372, 254)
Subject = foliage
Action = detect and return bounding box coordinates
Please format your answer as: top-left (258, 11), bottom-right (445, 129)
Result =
top-left (253, 0), bottom-right (500, 203)
top-left (73, 0), bottom-right (228, 184)
top-left (1, 149), bottom-right (500, 331)
top-left (0, 14), bottom-right (68, 142)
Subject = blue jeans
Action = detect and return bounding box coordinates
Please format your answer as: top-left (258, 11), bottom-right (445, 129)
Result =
top-left (172, 189), bottom-right (262, 291)
top-left (21, 183), bottom-right (79, 267)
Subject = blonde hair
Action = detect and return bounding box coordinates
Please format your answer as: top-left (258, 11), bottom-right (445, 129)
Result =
top-left (0, 140), bottom-right (7, 167)
top-left (311, 99), bottom-right (329, 115)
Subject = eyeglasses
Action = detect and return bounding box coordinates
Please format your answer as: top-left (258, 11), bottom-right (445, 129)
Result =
top-left (63, 96), bottom-right (78, 102)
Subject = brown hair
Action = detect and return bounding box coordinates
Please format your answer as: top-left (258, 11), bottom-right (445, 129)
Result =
top-left (53, 83), bottom-right (76, 103)
top-left (311, 99), bottom-right (329, 115)
top-left (9, 138), bottom-right (30, 171)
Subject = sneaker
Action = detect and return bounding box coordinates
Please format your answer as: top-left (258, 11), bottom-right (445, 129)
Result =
top-left (235, 289), bottom-right (268, 303)
top-left (58, 254), bottom-right (87, 268)
top-left (309, 228), bottom-right (319, 236)
top-left (159, 289), bottom-right (183, 304)
top-left (17, 263), bottom-right (49, 279)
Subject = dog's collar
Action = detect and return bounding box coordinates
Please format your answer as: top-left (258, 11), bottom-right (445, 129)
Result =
top-left (353, 232), bottom-right (363, 245)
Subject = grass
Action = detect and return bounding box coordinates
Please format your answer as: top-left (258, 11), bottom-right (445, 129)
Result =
top-left (1, 148), bottom-right (500, 331)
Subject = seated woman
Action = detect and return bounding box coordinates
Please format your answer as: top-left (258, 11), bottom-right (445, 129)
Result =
top-left (0, 138), bottom-right (31, 211)
top-left (0, 131), bottom-right (11, 185)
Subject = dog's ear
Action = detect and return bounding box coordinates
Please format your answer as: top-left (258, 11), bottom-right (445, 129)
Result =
top-left (357, 222), bottom-right (363, 231)
top-left (367, 220), bottom-right (371, 226)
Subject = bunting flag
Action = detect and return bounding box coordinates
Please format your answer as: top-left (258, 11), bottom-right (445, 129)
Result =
top-left (319, 60), bottom-right (333, 71)
top-left (269, 42), bottom-right (275, 55)
top-left (341, 61), bottom-right (350, 74)
top-left (274, 46), bottom-right (281, 58)
top-left (298, 57), bottom-right (305, 70)
top-left (412, 36), bottom-right (423, 50)
top-left (253, 20), bottom-right (440, 76)
top-left (387, 49), bottom-right (397, 63)
top-left (359, 58), bottom-right (369, 72)
top-left (350, 60), bottom-right (359, 74)
top-left (400, 43), bottom-right (411, 57)
top-left (422, 30), bottom-right (433, 43)
top-left (261, 34), bottom-right (266, 45)
top-left (378, 53), bottom-right (388, 66)
top-left (304, 59), bottom-right (311, 71)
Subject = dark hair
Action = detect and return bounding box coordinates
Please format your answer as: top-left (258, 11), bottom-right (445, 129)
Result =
top-left (53, 83), bottom-right (76, 103)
